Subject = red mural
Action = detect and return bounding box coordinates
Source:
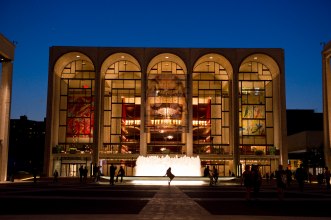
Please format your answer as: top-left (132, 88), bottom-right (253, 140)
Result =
top-left (67, 94), bottom-right (94, 138)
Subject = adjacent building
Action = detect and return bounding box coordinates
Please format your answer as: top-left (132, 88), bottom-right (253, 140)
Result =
top-left (8, 116), bottom-right (46, 178)
top-left (286, 109), bottom-right (324, 173)
top-left (0, 33), bottom-right (15, 182)
top-left (45, 46), bottom-right (287, 177)
top-left (322, 41), bottom-right (331, 170)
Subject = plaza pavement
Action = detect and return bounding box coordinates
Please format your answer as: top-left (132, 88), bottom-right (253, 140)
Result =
top-left (0, 176), bottom-right (331, 220)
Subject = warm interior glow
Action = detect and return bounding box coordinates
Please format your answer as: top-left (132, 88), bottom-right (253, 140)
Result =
top-left (135, 155), bottom-right (201, 176)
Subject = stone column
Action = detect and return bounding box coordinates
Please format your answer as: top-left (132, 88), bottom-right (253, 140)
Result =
top-left (231, 74), bottom-right (240, 176)
top-left (140, 69), bottom-right (147, 156)
top-left (93, 65), bottom-right (102, 165)
top-left (0, 62), bottom-right (13, 182)
top-left (186, 69), bottom-right (193, 156)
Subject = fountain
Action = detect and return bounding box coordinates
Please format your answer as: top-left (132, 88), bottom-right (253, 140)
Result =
top-left (135, 155), bottom-right (201, 176)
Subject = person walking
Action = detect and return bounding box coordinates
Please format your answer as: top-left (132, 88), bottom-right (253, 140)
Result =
top-left (96, 166), bottom-right (101, 182)
top-left (241, 164), bottom-right (253, 200)
top-left (79, 165), bottom-right (84, 183)
top-left (116, 166), bottom-right (125, 183)
top-left (212, 166), bottom-right (219, 185)
top-left (93, 163), bottom-right (99, 182)
top-left (53, 169), bottom-right (59, 183)
top-left (83, 166), bottom-right (88, 183)
top-left (251, 165), bottom-right (262, 199)
top-left (295, 164), bottom-right (305, 192)
top-left (165, 167), bottom-right (175, 185)
top-left (109, 163), bottom-right (117, 185)
top-left (275, 164), bottom-right (286, 200)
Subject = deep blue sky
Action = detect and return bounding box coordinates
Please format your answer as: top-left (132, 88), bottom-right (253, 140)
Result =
top-left (2, 0), bottom-right (331, 121)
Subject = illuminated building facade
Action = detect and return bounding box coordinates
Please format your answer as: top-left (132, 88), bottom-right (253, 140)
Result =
top-left (0, 34), bottom-right (15, 182)
top-left (45, 46), bottom-right (287, 177)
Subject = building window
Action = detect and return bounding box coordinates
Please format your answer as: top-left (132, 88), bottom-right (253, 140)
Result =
top-left (146, 59), bottom-right (187, 154)
top-left (103, 58), bottom-right (141, 154)
top-left (192, 59), bottom-right (230, 155)
top-left (58, 59), bottom-right (95, 153)
top-left (239, 61), bottom-right (273, 155)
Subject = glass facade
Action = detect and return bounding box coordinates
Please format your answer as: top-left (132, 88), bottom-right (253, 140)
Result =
top-left (103, 57), bottom-right (141, 155)
top-left (58, 59), bottom-right (95, 153)
top-left (146, 56), bottom-right (187, 154)
top-left (46, 47), bottom-right (286, 178)
top-left (239, 61), bottom-right (273, 155)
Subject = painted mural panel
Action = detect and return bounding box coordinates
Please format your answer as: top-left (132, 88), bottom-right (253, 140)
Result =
top-left (67, 93), bottom-right (94, 138)
top-left (242, 119), bottom-right (265, 135)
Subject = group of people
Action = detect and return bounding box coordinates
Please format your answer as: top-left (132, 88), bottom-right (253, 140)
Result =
top-left (241, 164), bottom-right (262, 200)
top-left (50, 163), bottom-right (331, 192)
top-left (79, 165), bottom-right (89, 183)
top-left (109, 163), bottom-right (125, 185)
top-left (242, 164), bottom-right (331, 200)
top-left (203, 165), bottom-right (219, 186)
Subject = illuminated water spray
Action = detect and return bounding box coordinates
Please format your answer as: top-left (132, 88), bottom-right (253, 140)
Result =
top-left (135, 155), bottom-right (201, 176)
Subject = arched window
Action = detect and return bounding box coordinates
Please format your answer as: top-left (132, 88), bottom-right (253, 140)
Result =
top-left (192, 54), bottom-right (231, 155)
top-left (146, 53), bottom-right (187, 154)
top-left (239, 54), bottom-right (279, 156)
top-left (102, 53), bottom-right (141, 154)
top-left (58, 58), bottom-right (95, 153)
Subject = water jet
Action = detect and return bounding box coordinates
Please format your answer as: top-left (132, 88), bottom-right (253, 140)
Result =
top-left (135, 155), bottom-right (201, 176)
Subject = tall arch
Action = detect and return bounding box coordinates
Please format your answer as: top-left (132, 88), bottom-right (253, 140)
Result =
top-left (192, 53), bottom-right (232, 154)
top-left (238, 53), bottom-right (284, 171)
top-left (100, 53), bottom-right (141, 172)
top-left (50, 52), bottom-right (96, 176)
top-left (146, 53), bottom-right (187, 154)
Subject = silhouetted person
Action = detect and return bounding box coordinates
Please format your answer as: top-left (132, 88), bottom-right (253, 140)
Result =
top-left (275, 165), bottom-right (286, 200)
top-left (212, 166), bottom-right (219, 184)
top-left (96, 166), bottom-right (101, 182)
top-left (251, 165), bottom-right (262, 199)
top-left (93, 163), bottom-right (98, 181)
top-left (116, 166), bottom-right (125, 183)
top-left (83, 166), bottom-right (88, 183)
top-left (53, 169), bottom-right (59, 182)
top-left (109, 164), bottom-right (117, 185)
top-left (165, 167), bottom-right (175, 185)
top-left (241, 164), bottom-right (252, 200)
top-left (203, 166), bottom-right (210, 177)
top-left (295, 164), bottom-right (305, 192)
top-left (79, 165), bottom-right (84, 183)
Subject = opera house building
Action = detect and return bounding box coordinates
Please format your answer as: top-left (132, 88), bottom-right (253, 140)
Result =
top-left (44, 46), bottom-right (287, 178)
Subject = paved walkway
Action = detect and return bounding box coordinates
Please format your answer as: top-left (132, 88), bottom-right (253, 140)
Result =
top-left (138, 185), bottom-right (211, 219)
top-left (1, 178), bottom-right (331, 219)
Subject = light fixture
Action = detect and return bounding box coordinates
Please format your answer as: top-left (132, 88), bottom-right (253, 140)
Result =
top-left (167, 135), bottom-right (173, 140)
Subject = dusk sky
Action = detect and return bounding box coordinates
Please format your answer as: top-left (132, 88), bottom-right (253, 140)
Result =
top-left (2, 0), bottom-right (331, 121)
